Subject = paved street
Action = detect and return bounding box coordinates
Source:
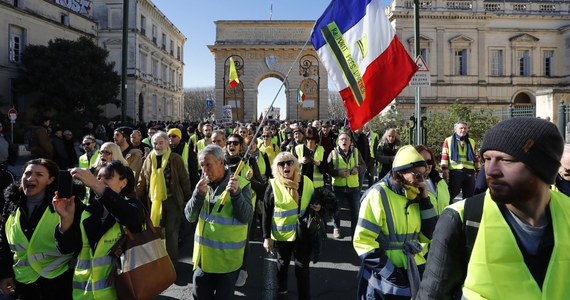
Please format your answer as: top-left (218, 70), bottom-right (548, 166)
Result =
top-left (157, 217), bottom-right (360, 300)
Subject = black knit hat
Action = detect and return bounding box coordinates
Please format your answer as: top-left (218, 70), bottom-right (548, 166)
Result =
top-left (115, 126), bottom-right (133, 139)
top-left (480, 117), bottom-right (563, 184)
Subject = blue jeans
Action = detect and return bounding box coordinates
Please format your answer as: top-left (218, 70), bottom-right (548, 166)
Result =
top-left (192, 266), bottom-right (239, 300)
top-left (332, 187), bottom-right (361, 236)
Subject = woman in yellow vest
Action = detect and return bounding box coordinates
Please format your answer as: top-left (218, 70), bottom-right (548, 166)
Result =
top-left (414, 145), bottom-right (450, 215)
top-left (262, 152), bottom-right (321, 300)
top-left (53, 161), bottom-right (145, 299)
top-left (354, 146), bottom-right (438, 299)
top-left (293, 127), bottom-right (327, 189)
top-left (327, 131), bottom-right (366, 239)
top-left (0, 159), bottom-right (76, 299)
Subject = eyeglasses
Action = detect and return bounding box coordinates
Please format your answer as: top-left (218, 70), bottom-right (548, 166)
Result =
top-left (277, 160), bottom-right (294, 167)
top-left (226, 141), bottom-right (240, 146)
top-left (262, 135), bottom-right (271, 138)
top-left (82, 142), bottom-right (93, 146)
top-left (408, 170), bottom-right (429, 180)
top-left (100, 150), bottom-right (112, 156)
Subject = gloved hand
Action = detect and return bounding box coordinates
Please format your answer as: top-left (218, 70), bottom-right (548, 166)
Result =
top-left (403, 184), bottom-right (420, 200)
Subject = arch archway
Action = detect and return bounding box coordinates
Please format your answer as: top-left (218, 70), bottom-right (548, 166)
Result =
top-left (512, 91), bottom-right (533, 104)
top-left (209, 21), bottom-right (329, 123)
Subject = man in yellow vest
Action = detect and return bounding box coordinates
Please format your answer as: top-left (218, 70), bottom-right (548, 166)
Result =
top-left (184, 145), bottom-right (253, 299)
top-left (441, 121), bottom-right (480, 201)
top-left (167, 127), bottom-right (198, 192)
top-left (418, 117), bottom-right (570, 299)
top-left (78, 135), bottom-right (99, 169)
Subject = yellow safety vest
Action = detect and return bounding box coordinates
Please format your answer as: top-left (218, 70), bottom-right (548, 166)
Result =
top-left (5, 208), bottom-right (73, 284)
top-left (270, 176), bottom-right (314, 241)
top-left (353, 183), bottom-right (428, 268)
top-left (445, 137), bottom-right (476, 170)
top-left (192, 176), bottom-right (251, 273)
top-left (429, 179), bottom-right (451, 215)
top-left (72, 211), bottom-right (122, 299)
top-left (294, 144), bottom-right (325, 188)
top-left (79, 150), bottom-right (100, 169)
top-left (332, 148), bottom-right (359, 188)
top-left (452, 191), bottom-right (570, 299)
top-left (181, 143), bottom-right (189, 173)
top-left (369, 131), bottom-right (379, 159)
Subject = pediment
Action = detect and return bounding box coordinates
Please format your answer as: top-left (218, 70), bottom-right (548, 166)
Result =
top-left (509, 33), bottom-right (539, 43)
top-left (449, 35), bottom-right (474, 44)
top-left (104, 38), bottom-right (122, 47)
top-left (407, 34), bottom-right (433, 44)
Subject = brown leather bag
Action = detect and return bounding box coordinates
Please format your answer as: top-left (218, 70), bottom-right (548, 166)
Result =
top-left (110, 216), bottom-right (176, 300)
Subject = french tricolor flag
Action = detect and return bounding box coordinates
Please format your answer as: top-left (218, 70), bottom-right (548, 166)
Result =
top-left (311, 0), bottom-right (418, 130)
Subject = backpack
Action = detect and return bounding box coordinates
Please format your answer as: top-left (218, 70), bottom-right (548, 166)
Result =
top-left (463, 192), bottom-right (485, 260)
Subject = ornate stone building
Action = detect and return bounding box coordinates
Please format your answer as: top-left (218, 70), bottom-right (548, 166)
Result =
top-left (0, 0), bottom-right (97, 120)
top-left (0, 0), bottom-right (185, 123)
top-left (388, 0), bottom-right (570, 119)
top-left (92, 0), bottom-right (185, 122)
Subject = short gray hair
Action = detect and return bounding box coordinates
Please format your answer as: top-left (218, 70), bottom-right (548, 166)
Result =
top-left (199, 144), bottom-right (225, 162)
top-left (151, 131), bottom-right (168, 143)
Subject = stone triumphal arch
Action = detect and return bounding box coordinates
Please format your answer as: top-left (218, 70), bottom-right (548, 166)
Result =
top-left (208, 21), bottom-right (329, 122)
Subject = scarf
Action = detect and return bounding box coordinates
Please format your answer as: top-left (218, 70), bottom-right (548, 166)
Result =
top-left (450, 132), bottom-right (476, 163)
top-left (149, 147), bottom-right (171, 226)
top-left (280, 172), bottom-right (301, 204)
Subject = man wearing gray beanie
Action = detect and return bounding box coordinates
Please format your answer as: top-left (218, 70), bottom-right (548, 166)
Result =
top-left (417, 117), bottom-right (570, 299)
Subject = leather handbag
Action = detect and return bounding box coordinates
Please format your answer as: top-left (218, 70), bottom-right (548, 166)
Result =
top-left (110, 215), bottom-right (176, 300)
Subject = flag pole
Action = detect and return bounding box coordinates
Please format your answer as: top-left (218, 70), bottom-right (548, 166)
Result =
top-left (216, 33), bottom-right (314, 213)
top-left (234, 88), bottom-right (240, 122)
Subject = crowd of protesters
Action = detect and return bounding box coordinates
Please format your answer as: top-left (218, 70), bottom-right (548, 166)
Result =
top-left (0, 114), bottom-right (569, 299)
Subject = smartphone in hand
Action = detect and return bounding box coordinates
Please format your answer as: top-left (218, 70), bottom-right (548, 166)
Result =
top-left (57, 170), bottom-right (73, 198)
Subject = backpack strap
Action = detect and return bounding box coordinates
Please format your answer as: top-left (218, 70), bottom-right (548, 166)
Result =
top-left (463, 192), bottom-right (485, 260)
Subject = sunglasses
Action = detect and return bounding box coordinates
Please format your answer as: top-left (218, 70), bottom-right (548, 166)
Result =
top-left (226, 141), bottom-right (240, 146)
top-left (168, 135), bottom-right (179, 139)
top-left (82, 142), bottom-right (93, 146)
top-left (100, 150), bottom-right (112, 156)
top-left (408, 170), bottom-right (429, 180)
top-left (425, 159), bottom-right (433, 165)
top-left (277, 160), bottom-right (294, 167)
top-left (262, 135), bottom-right (271, 138)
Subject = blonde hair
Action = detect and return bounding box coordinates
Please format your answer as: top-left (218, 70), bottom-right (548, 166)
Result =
top-left (95, 142), bottom-right (129, 168)
top-left (271, 151), bottom-right (300, 182)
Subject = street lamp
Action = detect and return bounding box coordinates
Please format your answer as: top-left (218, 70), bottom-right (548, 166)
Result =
top-left (121, 0), bottom-right (129, 123)
top-left (299, 54), bottom-right (320, 119)
top-left (222, 55), bottom-right (244, 122)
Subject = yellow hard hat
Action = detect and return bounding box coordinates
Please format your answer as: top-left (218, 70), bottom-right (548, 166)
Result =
top-left (392, 145), bottom-right (427, 173)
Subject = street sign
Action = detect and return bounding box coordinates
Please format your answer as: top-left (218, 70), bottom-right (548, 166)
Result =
top-left (222, 105), bottom-right (233, 120)
top-left (409, 55), bottom-right (431, 87)
top-left (7, 107), bottom-right (17, 123)
top-left (206, 99), bottom-right (214, 108)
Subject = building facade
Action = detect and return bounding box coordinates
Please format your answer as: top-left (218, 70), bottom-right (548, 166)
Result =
top-left (388, 0), bottom-right (570, 119)
top-left (0, 0), bottom-right (184, 124)
top-left (91, 0), bottom-right (185, 122)
top-left (0, 0), bottom-right (97, 121)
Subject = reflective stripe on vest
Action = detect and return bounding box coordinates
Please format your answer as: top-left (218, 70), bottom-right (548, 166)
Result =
top-left (73, 211), bottom-right (122, 299)
top-left (332, 148), bottom-right (359, 188)
top-left (270, 176), bottom-right (314, 241)
top-left (354, 183), bottom-right (424, 268)
top-left (6, 208), bottom-right (73, 284)
top-left (445, 137), bottom-right (476, 170)
top-left (457, 191), bottom-right (570, 299)
top-left (192, 176), bottom-right (251, 274)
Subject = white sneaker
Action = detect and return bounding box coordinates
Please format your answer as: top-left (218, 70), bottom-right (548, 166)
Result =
top-left (235, 269), bottom-right (248, 287)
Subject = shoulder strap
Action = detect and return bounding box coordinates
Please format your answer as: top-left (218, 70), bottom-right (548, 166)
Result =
top-left (464, 192), bottom-right (485, 260)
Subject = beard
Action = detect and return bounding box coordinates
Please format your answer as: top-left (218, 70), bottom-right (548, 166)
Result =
top-left (488, 177), bottom-right (536, 205)
top-left (154, 149), bottom-right (166, 156)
